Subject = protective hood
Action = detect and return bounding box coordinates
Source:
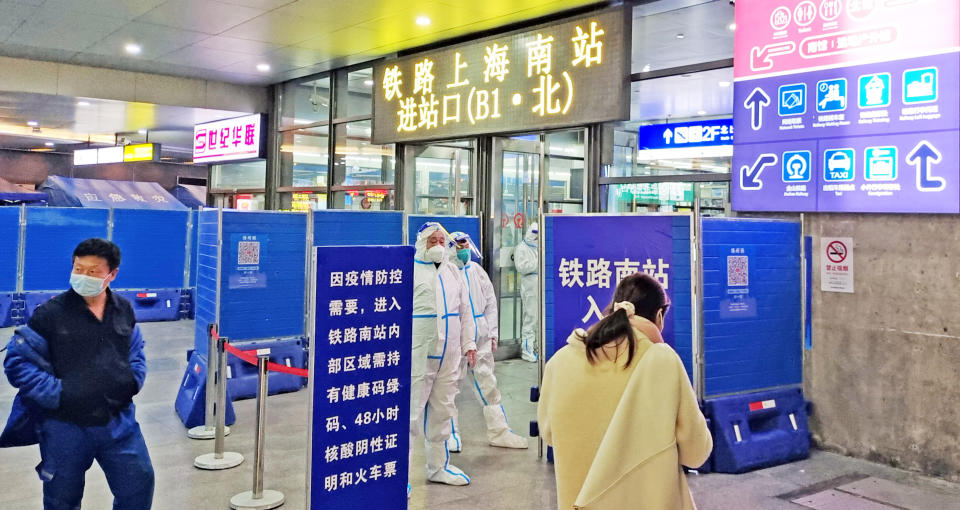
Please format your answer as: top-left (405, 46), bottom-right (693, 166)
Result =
top-left (414, 221), bottom-right (453, 262)
top-left (450, 231), bottom-right (482, 266)
top-left (524, 222), bottom-right (539, 244)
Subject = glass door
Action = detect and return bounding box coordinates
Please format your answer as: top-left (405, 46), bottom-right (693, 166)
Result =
top-left (403, 141), bottom-right (475, 215)
top-left (490, 129), bottom-right (586, 353)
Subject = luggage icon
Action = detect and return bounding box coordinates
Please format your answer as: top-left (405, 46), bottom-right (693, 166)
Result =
top-left (906, 72), bottom-right (934, 99)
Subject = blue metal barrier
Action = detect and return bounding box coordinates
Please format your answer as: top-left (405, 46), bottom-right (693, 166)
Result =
top-left (703, 387), bottom-right (810, 473)
top-left (174, 351), bottom-right (237, 428)
top-left (0, 293), bottom-right (14, 328)
top-left (22, 292), bottom-right (60, 323)
top-left (23, 208), bottom-right (108, 292)
top-left (315, 210), bottom-right (403, 245)
top-left (0, 207), bottom-right (20, 295)
top-left (225, 337), bottom-right (307, 400)
top-left (111, 209), bottom-right (189, 290)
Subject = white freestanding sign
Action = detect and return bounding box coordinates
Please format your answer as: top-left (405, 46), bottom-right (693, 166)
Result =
top-left (820, 237), bottom-right (854, 293)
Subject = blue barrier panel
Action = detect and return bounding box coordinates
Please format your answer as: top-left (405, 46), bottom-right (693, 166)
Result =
top-left (114, 289), bottom-right (182, 322)
top-left (406, 214), bottom-right (479, 245)
top-left (0, 293), bottom-right (14, 327)
top-left (0, 207), bottom-right (20, 293)
top-left (543, 215), bottom-right (694, 377)
top-left (111, 209), bottom-right (189, 290)
top-left (23, 207), bottom-right (109, 291)
top-left (174, 351), bottom-right (236, 428)
top-left (218, 211), bottom-right (307, 342)
top-left (702, 218), bottom-right (802, 396)
top-left (189, 209), bottom-right (199, 287)
top-left (314, 210), bottom-right (403, 246)
top-left (704, 387), bottom-right (810, 473)
top-left (225, 337), bottom-right (307, 400)
top-left (194, 208), bottom-right (221, 356)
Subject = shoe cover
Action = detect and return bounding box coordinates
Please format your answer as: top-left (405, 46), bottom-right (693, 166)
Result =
top-left (483, 405), bottom-right (528, 449)
top-left (425, 441), bottom-right (471, 486)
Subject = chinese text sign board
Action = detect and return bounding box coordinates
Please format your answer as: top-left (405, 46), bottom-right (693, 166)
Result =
top-left (545, 215), bottom-right (683, 358)
top-left (637, 119), bottom-right (734, 150)
top-left (372, 7), bottom-right (630, 144)
top-left (193, 113), bottom-right (267, 164)
top-left (311, 245), bottom-right (413, 509)
top-left (820, 237), bottom-right (853, 293)
top-left (732, 0), bottom-right (960, 213)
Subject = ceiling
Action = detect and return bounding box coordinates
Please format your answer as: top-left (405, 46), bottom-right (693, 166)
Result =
top-left (631, 66), bottom-right (734, 122)
top-left (0, 0), bottom-right (601, 85)
top-left (632, 0), bottom-right (734, 73)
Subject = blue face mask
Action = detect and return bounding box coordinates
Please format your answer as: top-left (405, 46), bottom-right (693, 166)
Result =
top-left (457, 248), bottom-right (470, 264)
top-left (70, 273), bottom-right (106, 297)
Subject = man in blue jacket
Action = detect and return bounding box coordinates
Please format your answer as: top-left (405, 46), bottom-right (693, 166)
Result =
top-left (2, 238), bottom-right (154, 510)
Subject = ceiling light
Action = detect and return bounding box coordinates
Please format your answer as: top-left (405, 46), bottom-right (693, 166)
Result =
top-left (642, 64), bottom-right (651, 72)
top-left (728, 22), bottom-right (737, 31)
top-left (26, 120), bottom-right (38, 127)
top-left (44, 142), bottom-right (55, 147)
top-left (718, 81), bottom-right (732, 87)
top-left (124, 43), bottom-right (142, 55)
top-left (364, 79), bottom-right (374, 86)
top-left (256, 63), bottom-right (271, 72)
top-left (676, 33), bottom-right (685, 39)
top-left (415, 15), bottom-right (431, 26)
top-left (138, 129), bottom-right (147, 135)
top-left (77, 101), bottom-right (91, 107)
top-left (697, 110), bottom-right (707, 116)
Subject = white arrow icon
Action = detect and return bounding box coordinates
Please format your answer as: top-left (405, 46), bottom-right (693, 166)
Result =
top-left (663, 129), bottom-right (673, 145)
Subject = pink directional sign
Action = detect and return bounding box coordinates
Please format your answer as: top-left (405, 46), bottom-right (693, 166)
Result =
top-left (732, 0), bottom-right (960, 214)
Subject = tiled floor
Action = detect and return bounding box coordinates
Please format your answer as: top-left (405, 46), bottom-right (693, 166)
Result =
top-left (1, 320), bottom-right (959, 509)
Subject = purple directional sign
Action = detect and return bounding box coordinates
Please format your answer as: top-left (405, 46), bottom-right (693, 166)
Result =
top-left (732, 1), bottom-right (960, 214)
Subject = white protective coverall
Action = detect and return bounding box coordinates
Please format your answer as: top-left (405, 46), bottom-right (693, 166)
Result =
top-left (513, 223), bottom-right (540, 363)
top-left (410, 223), bottom-right (477, 486)
top-left (446, 232), bottom-right (528, 451)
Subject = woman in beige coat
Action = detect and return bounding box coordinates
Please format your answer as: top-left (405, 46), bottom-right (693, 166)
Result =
top-left (538, 273), bottom-right (712, 509)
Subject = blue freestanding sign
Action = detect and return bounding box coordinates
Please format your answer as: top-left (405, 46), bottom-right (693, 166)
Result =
top-left (543, 214), bottom-right (695, 376)
top-left (310, 245), bottom-right (413, 509)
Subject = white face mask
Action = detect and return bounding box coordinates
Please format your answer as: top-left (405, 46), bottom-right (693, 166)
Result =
top-left (70, 273), bottom-right (106, 297)
top-left (425, 245), bottom-right (445, 263)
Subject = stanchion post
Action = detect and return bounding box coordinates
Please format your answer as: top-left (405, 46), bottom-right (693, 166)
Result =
top-left (195, 335), bottom-right (244, 470)
top-left (230, 350), bottom-right (284, 510)
top-left (187, 324), bottom-right (230, 440)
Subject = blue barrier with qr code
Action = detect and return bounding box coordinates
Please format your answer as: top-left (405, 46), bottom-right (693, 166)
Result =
top-left (701, 218), bottom-right (802, 396)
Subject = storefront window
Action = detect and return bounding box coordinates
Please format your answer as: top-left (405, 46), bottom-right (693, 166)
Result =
top-left (210, 160), bottom-right (266, 189)
top-left (281, 76), bottom-right (330, 129)
top-left (281, 191), bottom-right (328, 211)
top-left (333, 189), bottom-right (395, 211)
top-left (333, 120), bottom-right (394, 186)
top-left (280, 125), bottom-right (329, 187)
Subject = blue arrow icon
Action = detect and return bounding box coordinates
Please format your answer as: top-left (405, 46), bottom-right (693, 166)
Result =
top-left (907, 141), bottom-right (944, 191)
top-left (740, 153), bottom-right (777, 190)
top-left (744, 88), bottom-right (770, 131)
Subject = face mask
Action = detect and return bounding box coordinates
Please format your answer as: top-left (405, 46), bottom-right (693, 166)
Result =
top-left (70, 273), bottom-right (106, 297)
top-left (457, 248), bottom-right (470, 264)
top-left (426, 245), bottom-right (445, 263)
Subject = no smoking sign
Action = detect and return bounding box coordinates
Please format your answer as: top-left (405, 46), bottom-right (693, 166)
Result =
top-left (821, 237), bottom-right (853, 293)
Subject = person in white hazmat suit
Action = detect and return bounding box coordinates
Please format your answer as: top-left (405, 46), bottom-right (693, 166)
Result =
top-left (513, 222), bottom-right (540, 363)
top-left (445, 232), bottom-right (528, 452)
top-left (409, 222), bottom-right (478, 491)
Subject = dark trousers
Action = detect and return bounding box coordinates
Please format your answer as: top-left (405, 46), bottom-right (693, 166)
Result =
top-left (37, 418), bottom-right (154, 510)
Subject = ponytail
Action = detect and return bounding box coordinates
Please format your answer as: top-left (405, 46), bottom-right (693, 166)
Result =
top-left (582, 308), bottom-right (637, 367)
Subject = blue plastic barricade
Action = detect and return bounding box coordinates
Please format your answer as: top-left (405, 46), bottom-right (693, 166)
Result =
top-left (224, 337), bottom-right (307, 400)
top-left (704, 387), bottom-right (810, 473)
top-left (114, 290), bottom-right (183, 322)
top-left (174, 351), bottom-right (236, 428)
top-left (0, 293), bottom-right (14, 328)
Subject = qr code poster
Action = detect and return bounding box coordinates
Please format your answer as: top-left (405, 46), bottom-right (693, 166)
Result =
top-left (238, 241), bottom-right (261, 265)
top-left (727, 255), bottom-right (749, 287)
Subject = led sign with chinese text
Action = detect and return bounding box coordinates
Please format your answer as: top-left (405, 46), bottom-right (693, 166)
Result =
top-left (637, 119), bottom-right (734, 150)
top-left (193, 113), bottom-right (266, 164)
top-left (372, 7), bottom-right (629, 144)
top-left (122, 143), bottom-right (158, 162)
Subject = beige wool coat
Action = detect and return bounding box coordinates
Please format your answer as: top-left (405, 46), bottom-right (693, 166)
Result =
top-left (538, 319), bottom-right (712, 509)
